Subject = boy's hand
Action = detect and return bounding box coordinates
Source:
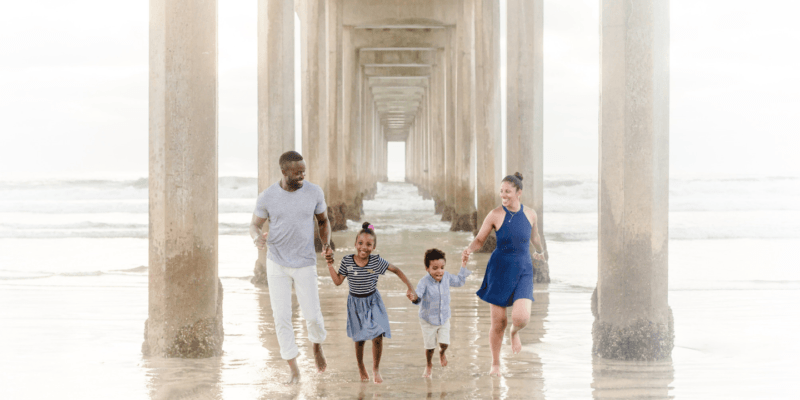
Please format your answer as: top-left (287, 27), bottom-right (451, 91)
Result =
top-left (461, 247), bottom-right (471, 265)
top-left (406, 289), bottom-right (418, 302)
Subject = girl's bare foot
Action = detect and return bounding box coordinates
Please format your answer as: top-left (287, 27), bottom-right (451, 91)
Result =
top-left (373, 368), bottom-right (383, 384)
top-left (511, 330), bottom-right (523, 354)
top-left (489, 364), bottom-right (501, 377)
top-left (358, 364), bottom-right (370, 382)
top-left (439, 351), bottom-right (448, 367)
top-left (422, 364), bottom-right (433, 378)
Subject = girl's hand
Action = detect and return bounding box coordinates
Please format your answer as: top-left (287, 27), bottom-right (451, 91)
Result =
top-left (406, 289), bottom-right (417, 302)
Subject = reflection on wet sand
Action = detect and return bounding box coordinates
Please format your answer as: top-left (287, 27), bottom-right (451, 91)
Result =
top-left (247, 233), bottom-right (551, 399)
top-left (144, 357), bottom-right (222, 400)
top-left (591, 356), bottom-right (674, 399)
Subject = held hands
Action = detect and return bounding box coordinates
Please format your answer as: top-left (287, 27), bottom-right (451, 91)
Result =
top-left (406, 288), bottom-right (418, 302)
top-left (532, 252), bottom-right (545, 262)
top-left (461, 247), bottom-right (471, 266)
top-left (323, 244), bottom-right (335, 265)
top-left (254, 232), bottom-right (268, 250)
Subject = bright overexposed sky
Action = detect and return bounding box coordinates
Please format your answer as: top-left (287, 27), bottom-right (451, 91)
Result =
top-left (1, 0), bottom-right (798, 180)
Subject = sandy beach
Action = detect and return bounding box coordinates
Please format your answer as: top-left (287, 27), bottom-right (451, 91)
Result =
top-left (1, 180), bottom-right (799, 399)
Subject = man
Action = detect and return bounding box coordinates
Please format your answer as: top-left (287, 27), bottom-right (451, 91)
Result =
top-left (250, 150), bottom-right (334, 383)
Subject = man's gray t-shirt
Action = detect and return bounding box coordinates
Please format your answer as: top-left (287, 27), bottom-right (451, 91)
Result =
top-left (254, 181), bottom-right (327, 268)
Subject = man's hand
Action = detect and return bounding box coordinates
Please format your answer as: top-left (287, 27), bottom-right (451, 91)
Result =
top-left (323, 245), bottom-right (334, 264)
top-left (254, 232), bottom-right (268, 250)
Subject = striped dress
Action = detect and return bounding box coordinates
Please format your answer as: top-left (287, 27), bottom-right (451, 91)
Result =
top-left (338, 254), bottom-right (392, 341)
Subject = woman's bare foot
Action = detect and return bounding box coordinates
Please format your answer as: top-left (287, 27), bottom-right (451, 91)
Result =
top-left (373, 368), bottom-right (383, 384)
top-left (439, 351), bottom-right (448, 367)
top-left (313, 343), bottom-right (327, 372)
top-left (489, 364), bottom-right (501, 377)
top-left (422, 364), bottom-right (433, 378)
top-left (511, 330), bottom-right (523, 355)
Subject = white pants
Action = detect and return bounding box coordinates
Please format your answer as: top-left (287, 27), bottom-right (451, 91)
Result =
top-left (267, 257), bottom-right (327, 360)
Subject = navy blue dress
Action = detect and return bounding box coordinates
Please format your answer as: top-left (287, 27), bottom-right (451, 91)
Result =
top-left (476, 205), bottom-right (535, 307)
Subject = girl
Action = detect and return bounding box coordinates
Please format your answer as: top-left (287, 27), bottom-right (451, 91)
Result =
top-left (327, 222), bottom-right (416, 384)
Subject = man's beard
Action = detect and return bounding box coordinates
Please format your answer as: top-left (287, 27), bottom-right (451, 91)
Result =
top-left (288, 179), bottom-right (303, 189)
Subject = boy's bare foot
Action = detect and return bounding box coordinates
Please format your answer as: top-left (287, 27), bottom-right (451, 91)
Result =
top-left (286, 358), bottom-right (301, 384)
top-left (313, 343), bottom-right (327, 372)
top-left (439, 351), bottom-right (448, 367)
top-left (511, 330), bottom-right (523, 355)
top-left (489, 364), bottom-right (501, 377)
top-left (422, 364), bottom-right (433, 378)
top-left (373, 368), bottom-right (383, 384)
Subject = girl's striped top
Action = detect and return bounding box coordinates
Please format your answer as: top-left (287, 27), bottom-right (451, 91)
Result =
top-left (337, 254), bottom-right (390, 295)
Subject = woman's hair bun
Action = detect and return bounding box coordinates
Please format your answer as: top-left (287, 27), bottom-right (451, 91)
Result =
top-left (362, 222), bottom-right (371, 230)
top-left (514, 172), bottom-right (523, 181)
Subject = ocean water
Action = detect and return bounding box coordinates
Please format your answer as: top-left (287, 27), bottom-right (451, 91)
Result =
top-left (0, 176), bottom-right (798, 399)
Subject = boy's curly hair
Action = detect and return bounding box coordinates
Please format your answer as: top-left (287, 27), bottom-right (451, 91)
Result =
top-left (424, 248), bottom-right (446, 268)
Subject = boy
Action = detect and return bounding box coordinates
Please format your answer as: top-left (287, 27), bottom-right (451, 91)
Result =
top-left (407, 248), bottom-right (471, 378)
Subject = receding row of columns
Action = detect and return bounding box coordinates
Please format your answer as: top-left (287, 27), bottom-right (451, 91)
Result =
top-left (145, 0), bottom-right (672, 361)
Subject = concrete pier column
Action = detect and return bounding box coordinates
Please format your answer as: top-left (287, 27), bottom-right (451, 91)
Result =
top-left (301, 0), bottom-right (328, 191)
top-left (252, 0), bottom-right (296, 285)
top-left (594, 0), bottom-right (673, 360)
top-left (451, 0), bottom-right (477, 232)
top-left (474, 0), bottom-right (502, 250)
top-left (144, 0), bottom-right (222, 358)
top-left (507, 0), bottom-right (548, 280)
top-left (443, 29), bottom-right (457, 222)
top-left (326, 0), bottom-right (347, 231)
top-left (343, 27), bottom-right (361, 221)
top-left (431, 52), bottom-right (446, 214)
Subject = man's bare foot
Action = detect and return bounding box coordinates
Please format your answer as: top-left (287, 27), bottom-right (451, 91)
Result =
top-left (439, 351), bottom-right (448, 367)
top-left (286, 358), bottom-right (301, 384)
top-left (489, 364), bottom-right (501, 377)
top-left (422, 364), bottom-right (432, 378)
top-left (511, 330), bottom-right (522, 355)
top-left (313, 343), bottom-right (327, 372)
top-left (373, 368), bottom-right (383, 384)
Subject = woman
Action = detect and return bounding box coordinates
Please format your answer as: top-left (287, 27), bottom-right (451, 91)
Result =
top-left (462, 172), bottom-right (545, 376)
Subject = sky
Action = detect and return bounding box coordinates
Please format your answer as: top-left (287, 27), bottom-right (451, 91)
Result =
top-left (1, 0), bottom-right (798, 180)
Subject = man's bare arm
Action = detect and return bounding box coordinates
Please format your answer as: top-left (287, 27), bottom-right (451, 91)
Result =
top-left (250, 214), bottom-right (268, 250)
top-left (315, 211), bottom-right (333, 260)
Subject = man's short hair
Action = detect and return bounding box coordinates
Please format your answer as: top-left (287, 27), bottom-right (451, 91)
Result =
top-left (279, 151), bottom-right (304, 170)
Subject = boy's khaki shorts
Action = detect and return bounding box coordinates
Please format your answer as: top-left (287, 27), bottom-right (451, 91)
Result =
top-left (419, 317), bottom-right (450, 350)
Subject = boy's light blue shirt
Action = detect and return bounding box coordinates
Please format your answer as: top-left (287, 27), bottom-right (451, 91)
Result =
top-left (413, 266), bottom-right (472, 326)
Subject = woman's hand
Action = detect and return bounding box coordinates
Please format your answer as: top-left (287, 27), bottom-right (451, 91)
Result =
top-left (461, 247), bottom-right (471, 265)
top-left (532, 252), bottom-right (545, 262)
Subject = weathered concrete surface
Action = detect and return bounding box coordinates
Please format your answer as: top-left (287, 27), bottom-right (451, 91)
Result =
top-left (144, 0), bottom-right (222, 358)
top-left (451, 0), bottom-right (476, 232)
top-left (474, 0), bottom-right (502, 252)
top-left (595, 0), bottom-right (672, 360)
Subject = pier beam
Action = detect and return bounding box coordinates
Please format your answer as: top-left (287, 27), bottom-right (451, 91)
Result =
top-left (507, 0), bottom-right (548, 281)
top-left (594, 0), bottom-right (673, 360)
top-left (144, 0), bottom-right (222, 358)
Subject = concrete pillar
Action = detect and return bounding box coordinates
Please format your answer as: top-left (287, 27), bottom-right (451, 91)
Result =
top-left (474, 0), bottom-right (502, 250)
top-left (343, 27), bottom-right (361, 221)
top-left (431, 51), bottom-right (446, 214)
top-left (594, 0), bottom-right (673, 360)
top-left (301, 0), bottom-right (328, 191)
top-left (507, 0), bottom-right (548, 280)
top-left (326, 0), bottom-right (347, 231)
top-left (252, 0), bottom-right (296, 286)
top-left (443, 28), bottom-right (457, 222)
top-left (452, 0), bottom-right (477, 232)
top-left (145, 0), bottom-right (222, 358)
